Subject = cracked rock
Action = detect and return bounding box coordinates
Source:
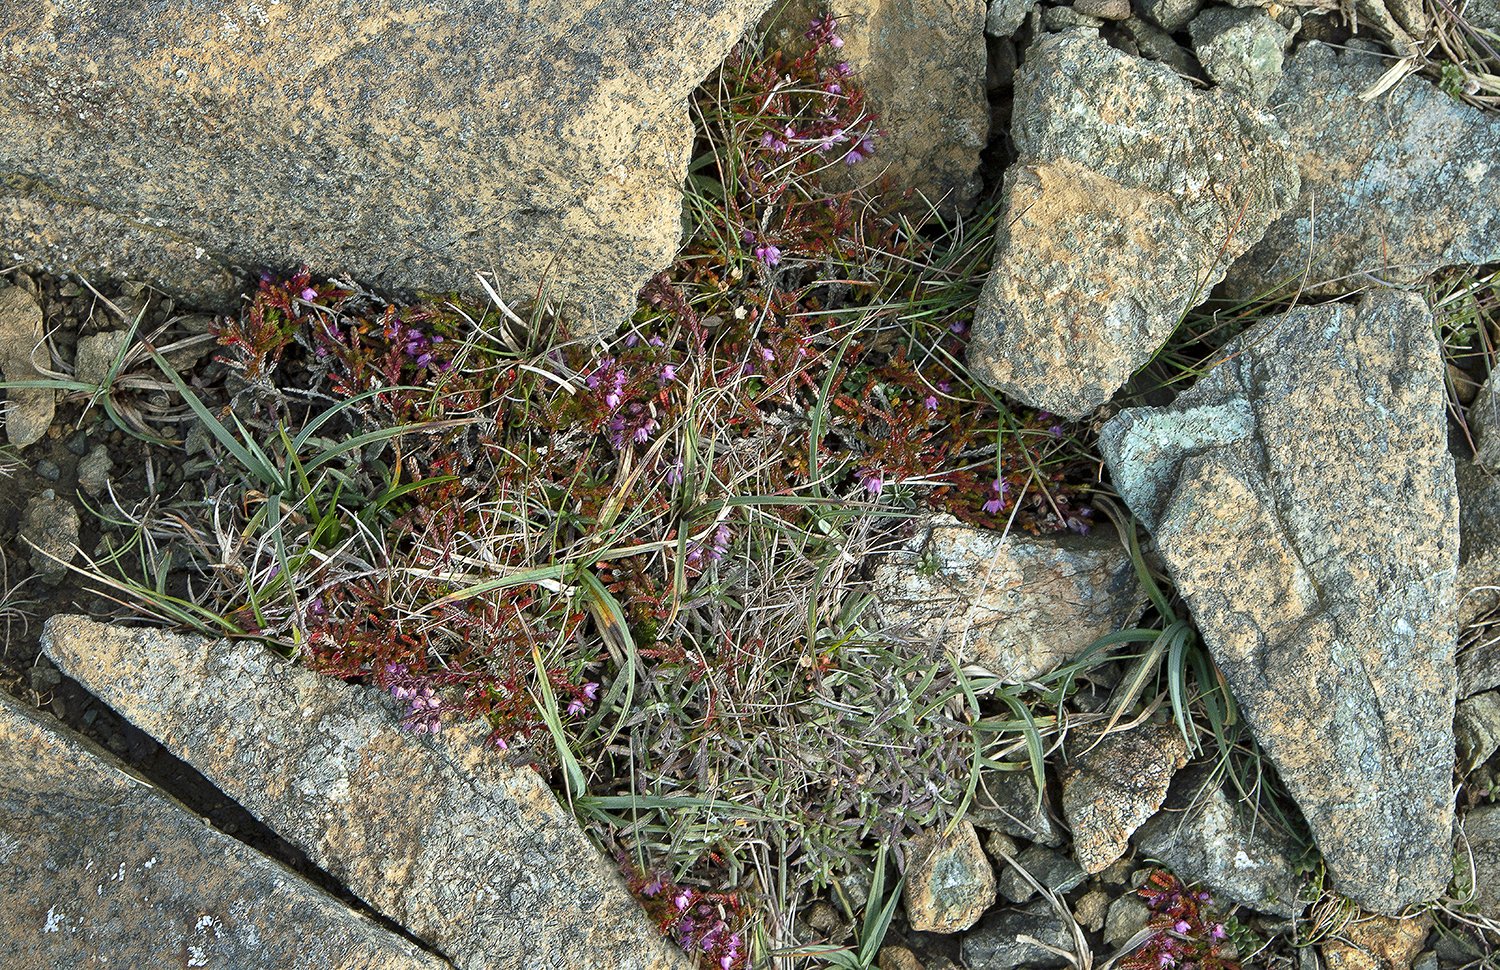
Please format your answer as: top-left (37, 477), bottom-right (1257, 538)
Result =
top-left (1099, 290), bottom-right (1457, 914)
top-left (0, 284), bottom-right (53, 448)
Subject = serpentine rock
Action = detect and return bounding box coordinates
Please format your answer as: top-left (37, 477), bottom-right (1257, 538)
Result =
top-left (0, 692), bottom-right (447, 970)
top-left (1098, 290), bottom-right (1458, 914)
top-left (1226, 43), bottom-right (1500, 298)
top-left (966, 30), bottom-right (1298, 418)
top-left (40, 615), bottom-right (690, 970)
top-left (1, 0), bottom-right (773, 331)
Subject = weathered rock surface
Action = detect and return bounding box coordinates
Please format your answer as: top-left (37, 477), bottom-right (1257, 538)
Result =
top-left (0, 691), bottom-right (447, 970)
top-left (1457, 460), bottom-right (1500, 631)
top-left (1133, 770), bottom-right (1306, 916)
top-left (20, 491), bottom-right (78, 583)
top-left (72, 329), bottom-right (131, 386)
top-left (1103, 894), bottom-right (1150, 948)
top-left (988, 0), bottom-right (1037, 35)
top-left (1456, 804), bottom-right (1500, 917)
top-left (960, 900), bottom-right (1075, 969)
top-left (1472, 375), bottom-right (1500, 472)
top-left (969, 764), bottom-right (1064, 845)
top-left (1099, 291), bottom-right (1458, 914)
top-left (1189, 6), bottom-right (1289, 104)
top-left (902, 819), bottom-right (996, 933)
top-left (1, 0), bottom-right (773, 332)
top-left (967, 31), bottom-right (1298, 418)
top-left (1456, 691), bottom-right (1500, 773)
top-left (1226, 43), bottom-right (1500, 298)
top-left (1137, 0), bottom-right (1202, 32)
top-left (40, 615), bottom-right (691, 970)
top-left (1320, 913), bottom-right (1432, 970)
top-left (994, 844), bottom-right (1085, 903)
top-left (806, 0), bottom-right (989, 217)
top-left (871, 514), bottom-right (1144, 682)
top-left (1061, 722), bottom-right (1188, 873)
top-left (0, 283), bottom-right (53, 448)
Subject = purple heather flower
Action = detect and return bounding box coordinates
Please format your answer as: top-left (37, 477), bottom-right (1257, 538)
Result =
top-left (859, 469), bottom-right (884, 496)
top-left (673, 890), bottom-right (692, 911)
top-left (844, 150), bottom-right (863, 165)
top-left (754, 244), bottom-right (782, 267)
top-left (633, 425), bottom-right (652, 444)
top-left (665, 461), bottom-right (684, 486)
top-left (949, 320), bottom-right (968, 334)
top-left (300, 287), bottom-right (318, 301)
top-left (566, 697), bottom-right (586, 717)
top-left (720, 958), bottom-right (733, 970)
top-left (825, 82), bottom-right (842, 95)
top-left (924, 395), bottom-right (939, 410)
top-left (660, 364), bottom-right (677, 383)
top-left (1049, 423), bottom-right (1064, 437)
top-left (1212, 924), bottom-right (1227, 940)
top-left (828, 33), bottom-right (844, 47)
top-left (1158, 955), bottom-right (1175, 969)
top-left (760, 347), bottom-right (774, 362)
top-left (835, 61), bottom-right (853, 76)
top-left (859, 136), bottom-right (876, 155)
top-left (643, 875), bottom-right (666, 897)
top-left (1197, 892), bottom-right (1212, 903)
top-left (1174, 920), bottom-right (1192, 935)
top-left (492, 735), bottom-right (508, 751)
top-left (582, 682), bottom-right (599, 701)
top-left (605, 391), bottom-right (621, 409)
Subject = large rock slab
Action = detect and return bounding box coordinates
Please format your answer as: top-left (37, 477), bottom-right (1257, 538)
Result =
top-left (1226, 43), bottom-right (1500, 298)
top-left (871, 514), bottom-right (1144, 682)
top-left (0, 691), bottom-right (447, 970)
top-left (41, 615), bottom-right (690, 970)
top-left (966, 30), bottom-right (1298, 418)
top-left (1098, 290), bottom-right (1458, 914)
top-left (1, 1), bottom-right (771, 330)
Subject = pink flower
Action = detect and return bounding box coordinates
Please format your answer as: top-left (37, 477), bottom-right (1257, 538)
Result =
top-left (859, 469), bottom-right (884, 496)
top-left (566, 697), bottom-right (586, 717)
top-left (300, 287), bottom-right (318, 301)
top-left (1174, 920), bottom-right (1191, 934)
top-left (924, 395), bottom-right (938, 410)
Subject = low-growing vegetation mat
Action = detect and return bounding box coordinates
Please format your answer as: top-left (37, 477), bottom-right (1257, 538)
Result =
top-left (3, 4), bottom-right (1500, 970)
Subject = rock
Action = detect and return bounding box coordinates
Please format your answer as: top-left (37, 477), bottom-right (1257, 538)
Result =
top-left (871, 514), bottom-right (1144, 682)
top-left (20, 491), bottom-right (79, 583)
top-left (1456, 804), bottom-right (1500, 917)
top-left (1457, 461), bottom-right (1500, 631)
top-left (73, 329), bottom-right (131, 386)
top-left (1456, 692), bottom-right (1500, 773)
top-left (1351, 0), bottom-right (1428, 55)
top-left (995, 844), bottom-right (1086, 903)
top-left (1189, 7), bottom-right (1289, 104)
top-left (39, 615), bottom-right (691, 970)
top-left (902, 820), bottom-right (996, 934)
top-left (877, 945), bottom-right (924, 970)
top-left (1120, 17), bottom-right (1202, 78)
top-left (959, 900), bottom-right (1075, 969)
top-left (76, 443), bottom-right (113, 498)
top-left (970, 765), bottom-right (1065, 846)
top-left (1098, 291), bottom-right (1458, 915)
top-left (1133, 771), bottom-right (1306, 916)
top-left (966, 32), bottom-right (1298, 418)
top-left (1, 1), bottom-right (773, 334)
top-left (1062, 723), bottom-right (1188, 874)
top-left (1104, 893), bottom-right (1149, 948)
top-left (1473, 375), bottom-right (1500, 472)
top-left (825, 0), bottom-right (989, 218)
top-left (1074, 888), bottom-right (1110, 931)
top-left (0, 284), bottom-right (53, 448)
top-left (988, 0), bottom-right (1037, 35)
top-left (1075, 0), bottom-right (1131, 18)
top-left (1137, 0), bottom-right (1202, 31)
top-left (0, 692), bottom-right (446, 970)
top-left (1042, 6), bottom-right (1104, 28)
top-left (1320, 913), bottom-right (1432, 970)
top-left (1226, 43), bottom-right (1500, 299)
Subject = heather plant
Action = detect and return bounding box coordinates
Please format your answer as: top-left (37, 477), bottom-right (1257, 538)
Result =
top-left (1120, 870), bottom-right (1243, 970)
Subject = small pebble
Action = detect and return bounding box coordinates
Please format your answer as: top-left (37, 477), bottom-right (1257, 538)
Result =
top-left (66, 430), bottom-right (90, 456)
top-left (35, 459), bottom-right (61, 482)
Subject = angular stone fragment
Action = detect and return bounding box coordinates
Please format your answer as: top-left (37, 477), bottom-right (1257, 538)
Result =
top-left (1133, 770), bottom-right (1306, 916)
top-left (1457, 460), bottom-right (1500, 632)
top-left (988, 0), bottom-right (1038, 35)
top-left (1456, 691), bottom-right (1500, 773)
top-left (1320, 913), bottom-right (1432, 970)
top-left (1137, 0), bottom-right (1202, 32)
top-left (72, 329), bottom-right (131, 386)
top-left (967, 31), bottom-right (1298, 418)
top-left (960, 900), bottom-right (1075, 969)
top-left (1226, 44), bottom-right (1500, 299)
top-left (1098, 291), bottom-right (1458, 914)
top-left (995, 844), bottom-right (1085, 903)
top-left (1456, 804), bottom-right (1500, 917)
top-left (40, 615), bottom-right (690, 970)
top-left (872, 514), bottom-right (1144, 682)
top-left (0, 692), bottom-right (446, 970)
top-left (1061, 722), bottom-right (1188, 873)
top-left (1189, 7), bottom-right (1289, 105)
top-left (970, 764), bottom-right (1065, 846)
top-left (902, 820), bottom-right (996, 933)
top-left (822, 0), bottom-right (989, 218)
top-left (1472, 374), bottom-right (1500, 472)
top-left (20, 490), bottom-right (78, 583)
top-left (1, 0), bottom-right (773, 332)
top-left (0, 284), bottom-right (53, 448)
